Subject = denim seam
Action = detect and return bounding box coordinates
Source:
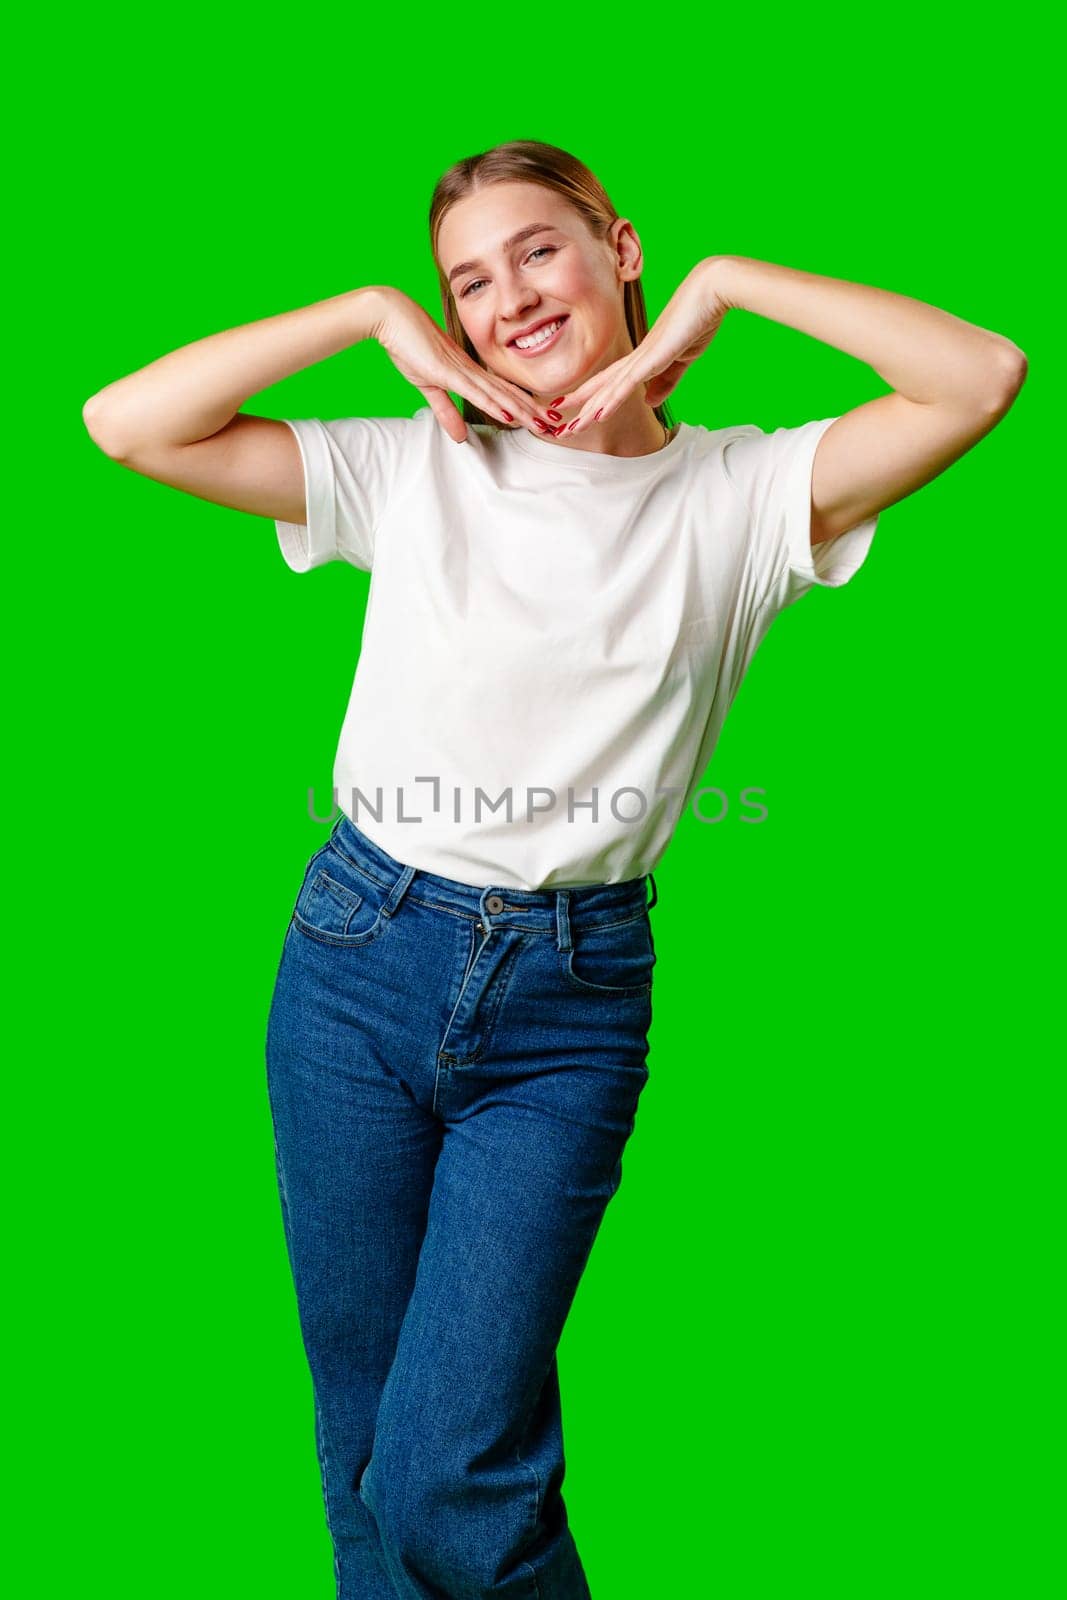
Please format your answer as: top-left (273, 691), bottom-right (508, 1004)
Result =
top-left (461, 919), bottom-right (481, 990)
top-left (515, 1441), bottom-right (543, 1600)
top-left (449, 933), bottom-right (528, 1068)
top-left (312, 1396), bottom-right (343, 1597)
top-left (326, 837), bottom-right (392, 883)
top-left (570, 908), bottom-right (648, 935)
top-left (329, 843), bottom-right (497, 923)
top-left (291, 909), bottom-right (388, 949)
top-left (558, 911), bottom-right (654, 996)
top-left (558, 951), bottom-right (653, 998)
top-left (329, 843), bottom-right (645, 936)
top-left (326, 838), bottom-right (646, 929)
top-left (314, 870), bottom-right (365, 924)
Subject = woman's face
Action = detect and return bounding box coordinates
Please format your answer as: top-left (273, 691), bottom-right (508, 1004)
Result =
top-left (438, 180), bottom-right (642, 401)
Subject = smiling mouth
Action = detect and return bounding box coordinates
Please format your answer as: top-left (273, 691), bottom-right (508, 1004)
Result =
top-left (507, 316), bottom-right (570, 355)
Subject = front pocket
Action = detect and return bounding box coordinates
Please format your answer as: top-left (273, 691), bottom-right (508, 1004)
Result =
top-left (293, 867), bottom-right (385, 947)
top-left (559, 911), bottom-right (655, 997)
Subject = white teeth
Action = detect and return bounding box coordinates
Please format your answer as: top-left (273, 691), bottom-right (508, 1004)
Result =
top-left (513, 318), bottom-right (564, 349)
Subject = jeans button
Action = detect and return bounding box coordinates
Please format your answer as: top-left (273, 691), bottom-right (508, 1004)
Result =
top-left (485, 895), bottom-right (504, 914)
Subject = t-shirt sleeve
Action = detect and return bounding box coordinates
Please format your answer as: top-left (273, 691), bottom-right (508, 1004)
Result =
top-left (274, 415), bottom-right (413, 574)
top-left (721, 416), bottom-right (880, 616)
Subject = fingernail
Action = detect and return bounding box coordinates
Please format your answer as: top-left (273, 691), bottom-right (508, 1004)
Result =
top-left (534, 419), bottom-right (551, 431)
top-left (550, 396), bottom-right (565, 406)
top-left (594, 408), bottom-right (603, 421)
top-left (553, 425), bottom-right (567, 435)
top-left (501, 409), bottom-right (513, 422)
top-left (568, 419), bottom-right (579, 432)
top-left (546, 409), bottom-right (562, 421)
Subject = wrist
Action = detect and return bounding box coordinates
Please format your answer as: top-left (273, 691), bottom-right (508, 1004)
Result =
top-left (700, 254), bottom-right (745, 313)
top-left (347, 285), bottom-right (389, 343)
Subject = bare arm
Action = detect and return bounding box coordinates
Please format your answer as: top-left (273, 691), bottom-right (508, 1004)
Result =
top-left (82, 285), bottom-right (386, 458)
top-left (709, 255), bottom-right (1027, 546)
top-left (81, 284), bottom-right (549, 525)
top-left (80, 287), bottom-right (390, 526)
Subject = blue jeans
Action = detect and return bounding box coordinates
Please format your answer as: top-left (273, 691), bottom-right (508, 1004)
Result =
top-left (265, 812), bottom-right (658, 1598)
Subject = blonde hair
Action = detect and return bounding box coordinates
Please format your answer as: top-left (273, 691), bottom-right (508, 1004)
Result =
top-left (429, 139), bottom-right (675, 434)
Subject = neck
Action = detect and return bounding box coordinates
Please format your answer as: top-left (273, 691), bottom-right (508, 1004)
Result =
top-left (545, 402), bottom-right (669, 460)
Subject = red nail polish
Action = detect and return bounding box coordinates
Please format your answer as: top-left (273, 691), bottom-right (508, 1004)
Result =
top-left (553, 425), bottom-right (567, 435)
top-left (568, 419), bottom-right (579, 431)
top-left (534, 419), bottom-right (550, 431)
top-left (550, 396), bottom-right (565, 407)
top-left (594, 408), bottom-right (603, 421)
top-left (546, 409), bottom-right (562, 421)
top-left (501, 409), bottom-right (513, 422)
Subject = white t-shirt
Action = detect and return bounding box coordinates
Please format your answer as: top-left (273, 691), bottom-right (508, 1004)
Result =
top-left (276, 405), bottom-right (879, 890)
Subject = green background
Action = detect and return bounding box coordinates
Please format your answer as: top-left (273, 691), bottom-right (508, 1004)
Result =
top-left (12, 4), bottom-right (1059, 1596)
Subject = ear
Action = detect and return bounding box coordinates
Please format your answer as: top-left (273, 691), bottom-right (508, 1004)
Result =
top-left (609, 216), bottom-right (644, 283)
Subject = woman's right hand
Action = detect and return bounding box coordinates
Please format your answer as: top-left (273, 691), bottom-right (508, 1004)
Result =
top-left (367, 288), bottom-right (552, 443)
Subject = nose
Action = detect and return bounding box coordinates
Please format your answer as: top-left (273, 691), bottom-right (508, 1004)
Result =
top-left (497, 280), bottom-right (540, 338)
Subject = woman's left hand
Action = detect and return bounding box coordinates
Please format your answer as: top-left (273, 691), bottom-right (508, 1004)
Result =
top-left (552, 257), bottom-right (730, 432)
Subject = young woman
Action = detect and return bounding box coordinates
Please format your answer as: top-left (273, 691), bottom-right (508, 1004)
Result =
top-left (83, 140), bottom-right (1026, 1600)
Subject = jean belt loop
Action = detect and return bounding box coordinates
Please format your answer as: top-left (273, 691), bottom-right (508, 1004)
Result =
top-left (384, 863), bottom-right (417, 920)
top-left (646, 871), bottom-right (658, 911)
top-left (555, 889), bottom-right (573, 954)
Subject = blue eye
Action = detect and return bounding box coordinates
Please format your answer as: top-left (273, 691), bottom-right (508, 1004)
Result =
top-left (461, 245), bottom-right (556, 298)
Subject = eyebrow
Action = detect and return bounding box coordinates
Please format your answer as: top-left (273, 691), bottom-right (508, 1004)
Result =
top-left (447, 224), bottom-right (560, 286)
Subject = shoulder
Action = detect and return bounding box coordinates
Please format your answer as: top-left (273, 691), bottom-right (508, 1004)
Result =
top-left (683, 419), bottom-right (761, 454)
top-left (673, 420), bottom-right (762, 489)
top-left (295, 409), bottom-right (433, 460)
top-left (716, 416), bottom-right (837, 506)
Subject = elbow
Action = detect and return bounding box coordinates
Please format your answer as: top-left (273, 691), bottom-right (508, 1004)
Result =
top-left (82, 393), bottom-right (105, 430)
top-left (1002, 341), bottom-right (1028, 390)
top-left (984, 342), bottom-right (1028, 413)
top-left (82, 395), bottom-right (129, 459)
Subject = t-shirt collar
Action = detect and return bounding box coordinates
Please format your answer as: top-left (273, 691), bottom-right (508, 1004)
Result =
top-left (504, 420), bottom-right (686, 478)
